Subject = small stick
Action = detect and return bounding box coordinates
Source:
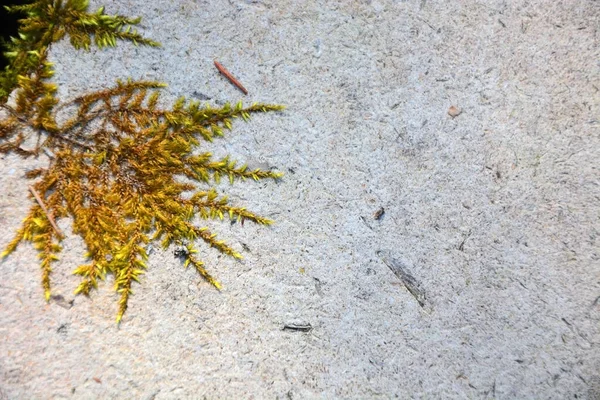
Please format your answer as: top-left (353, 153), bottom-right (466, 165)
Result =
top-left (214, 60), bottom-right (248, 95)
top-left (29, 185), bottom-right (64, 239)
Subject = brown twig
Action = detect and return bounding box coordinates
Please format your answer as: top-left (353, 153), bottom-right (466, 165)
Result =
top-left (29, 185), bottom-right (64, 239)
top-left (214, 60), bottom-right (248, 95)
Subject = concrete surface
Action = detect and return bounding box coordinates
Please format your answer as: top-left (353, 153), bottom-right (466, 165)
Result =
top-left (1, 0), bottom-right (599, 398)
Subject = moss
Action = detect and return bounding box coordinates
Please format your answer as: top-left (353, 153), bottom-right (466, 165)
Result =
top-left (0, 0), bottom-right (283, 323)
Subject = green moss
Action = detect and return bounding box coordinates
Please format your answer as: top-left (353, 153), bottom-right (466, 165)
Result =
top-left (0, 0), bottom-right (283, 323)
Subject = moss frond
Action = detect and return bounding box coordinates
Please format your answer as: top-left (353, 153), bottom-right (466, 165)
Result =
top-left (1, 0), bottom-right (284, 323)
top-left (6, 204), bottom-right (62, 300)
top-left (1, 0), bottom-right (159, 102)
top-left (181, 243), bottom-right (222, 290)
top-left (1, 226), bottom-right (26, 259)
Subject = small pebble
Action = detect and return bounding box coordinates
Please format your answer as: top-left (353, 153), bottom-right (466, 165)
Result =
top-left (313, 38), bottom-right (322, 58)
top-left (448, 105), bottom-right (462, 117)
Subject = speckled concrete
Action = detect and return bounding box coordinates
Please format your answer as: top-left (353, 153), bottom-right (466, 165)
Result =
top-left (1, 1), bottom-right (598, 398)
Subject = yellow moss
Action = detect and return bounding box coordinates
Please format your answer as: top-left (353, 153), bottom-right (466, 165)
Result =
top-left (1, 0), bottom-right (283, 323)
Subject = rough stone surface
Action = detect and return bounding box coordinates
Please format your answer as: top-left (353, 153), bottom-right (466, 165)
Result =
top-left (1, 0), bottom-right (598, 398)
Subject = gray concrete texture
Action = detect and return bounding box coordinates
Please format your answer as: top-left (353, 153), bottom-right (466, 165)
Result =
top-left (0, 0), bottom-right (598, 398)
